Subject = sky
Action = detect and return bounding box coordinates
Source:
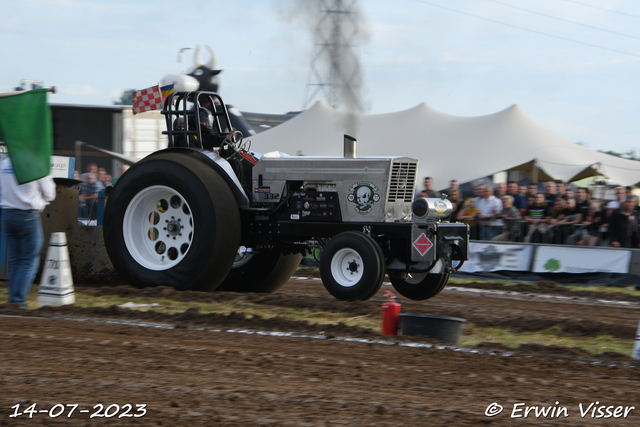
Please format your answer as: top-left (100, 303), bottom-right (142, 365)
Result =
top-left (1, 0), bottom-right (639, 155)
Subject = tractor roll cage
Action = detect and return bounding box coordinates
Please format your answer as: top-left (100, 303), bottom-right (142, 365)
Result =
top-left (161, 91), bottom-right (234, 150)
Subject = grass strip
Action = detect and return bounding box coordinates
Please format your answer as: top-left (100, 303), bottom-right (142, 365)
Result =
top-left (461, 323), bottom-right (633, 356)
top-left (1, 286), bottom-right (634, 357)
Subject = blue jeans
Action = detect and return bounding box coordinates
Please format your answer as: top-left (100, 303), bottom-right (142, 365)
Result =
top-left (3, 210), bottom-right (43, 305)
top-left (480, 223), bottom-right (500, 241)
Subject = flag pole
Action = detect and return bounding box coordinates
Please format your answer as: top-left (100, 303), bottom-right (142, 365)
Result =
top-left (0, 86), bottom-right (56, 98)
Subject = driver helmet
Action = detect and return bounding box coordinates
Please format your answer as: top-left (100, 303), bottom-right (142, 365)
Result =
top-left (196, 107), bottom-right (214, 130)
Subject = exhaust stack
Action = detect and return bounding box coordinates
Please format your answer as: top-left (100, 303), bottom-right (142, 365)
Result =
top-left (344, 134), bottom-right (356, 158)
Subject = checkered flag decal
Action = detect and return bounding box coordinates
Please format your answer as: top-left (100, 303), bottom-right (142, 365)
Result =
top-left (132, 85), bottom-right (163, 115)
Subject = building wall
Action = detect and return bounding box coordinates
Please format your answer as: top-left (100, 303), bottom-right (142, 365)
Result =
top-left (122, 107), bottom-right (168, 159)
top-left (50, 104), bottom-right (123, 176)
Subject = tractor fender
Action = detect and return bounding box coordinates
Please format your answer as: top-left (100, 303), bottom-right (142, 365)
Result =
top-left (143, 148), bottom-right (250, 209)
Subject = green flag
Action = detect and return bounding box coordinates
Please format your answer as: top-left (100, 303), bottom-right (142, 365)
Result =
top-left (0, 88), bottom-right (53, 184)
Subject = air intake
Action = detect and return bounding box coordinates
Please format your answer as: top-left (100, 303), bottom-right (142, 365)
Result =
top-left (387, 162), bottom-right (417, 202)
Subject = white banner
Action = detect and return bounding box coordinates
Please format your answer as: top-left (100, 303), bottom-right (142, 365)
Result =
top-left (459, 243), bottom-right (532, 273)
top-left (532, 246), bottom-right (631, 274)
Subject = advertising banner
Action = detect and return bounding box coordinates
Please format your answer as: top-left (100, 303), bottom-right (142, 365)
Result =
top-left (459, 242), bottom-right (533, 273)
top-left (532, 246), bottom-right (631, 274)
top-left (50, 156), bottom-right (75, 179)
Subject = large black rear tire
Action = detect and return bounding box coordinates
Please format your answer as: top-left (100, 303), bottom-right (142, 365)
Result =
top-left (217, 249), bottom-right (302, 293)
top-left (320, 231), bottom-right (385, 301)
top-left (103, 152), bottom-right (240, 291)
top-left (389, 272), bottom-right (449, 301)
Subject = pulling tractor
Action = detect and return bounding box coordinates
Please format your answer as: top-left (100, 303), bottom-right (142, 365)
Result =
top-left (103, 91), bottom-right (469, 301)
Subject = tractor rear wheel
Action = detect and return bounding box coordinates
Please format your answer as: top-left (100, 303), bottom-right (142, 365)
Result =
top-left (103, 152), bottom-right (240, 291)
top-left (217, 248), bottom-right (302, 293)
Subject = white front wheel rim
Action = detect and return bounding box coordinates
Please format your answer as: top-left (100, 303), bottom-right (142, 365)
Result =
top-left (330, 248), bottom-right (364, 287)
top-left (123, 185), bottom-right (194, 271)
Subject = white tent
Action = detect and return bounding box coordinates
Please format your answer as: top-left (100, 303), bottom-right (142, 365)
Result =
top-left (248, 101), bottom-right (640, 189)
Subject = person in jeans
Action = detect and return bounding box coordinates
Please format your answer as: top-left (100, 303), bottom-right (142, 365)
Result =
top-left (477, 186), bottom-right (503, 240)
top-left (0, 157), bottom-right (56, 307)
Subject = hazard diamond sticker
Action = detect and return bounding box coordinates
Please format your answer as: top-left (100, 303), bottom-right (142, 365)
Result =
top-left (412, 233), bottom-right (433, 257)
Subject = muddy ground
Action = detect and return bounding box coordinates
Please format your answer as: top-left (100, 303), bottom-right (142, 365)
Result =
top-left (1, 269), bottom-right (640, 426)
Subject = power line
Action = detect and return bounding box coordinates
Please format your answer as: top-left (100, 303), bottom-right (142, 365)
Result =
top-left (302, 0), bottom-right (365, 112)
top-left (559, 0), bottom-right (640, 20)
top-left (412, 0), bottom-right (640, 58)
top-left (484, 0), bottom-right (640, 41)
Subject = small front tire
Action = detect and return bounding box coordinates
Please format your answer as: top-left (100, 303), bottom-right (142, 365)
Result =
top-left (389, 272), bottom-right (449, 301)
top-left (320, 232), bottom-right (385, 301)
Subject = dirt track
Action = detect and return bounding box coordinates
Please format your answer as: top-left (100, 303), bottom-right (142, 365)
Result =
top-left (1, 272), bottom-right (640, 426)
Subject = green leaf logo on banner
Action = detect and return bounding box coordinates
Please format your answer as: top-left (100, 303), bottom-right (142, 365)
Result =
top-left (544, 258), bottom-right (561, 272)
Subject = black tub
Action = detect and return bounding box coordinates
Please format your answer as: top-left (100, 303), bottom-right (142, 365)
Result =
top-left (399, 314), bottom-right (467, 345)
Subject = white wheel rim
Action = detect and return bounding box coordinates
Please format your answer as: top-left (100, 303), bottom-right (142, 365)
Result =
top-left (123, 185), bottom-right (194, 271)
top-left (330, 248), bottom-right (364, 287)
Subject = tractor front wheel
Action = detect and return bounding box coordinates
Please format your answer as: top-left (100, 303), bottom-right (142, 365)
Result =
top-left (388, 272), bottom-right (449, 301)
top-left (320, 232), bottom-right (385, 301)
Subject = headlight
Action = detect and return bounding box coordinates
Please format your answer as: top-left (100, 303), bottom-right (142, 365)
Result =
top-left (386, 206), bottom-right (395, 218)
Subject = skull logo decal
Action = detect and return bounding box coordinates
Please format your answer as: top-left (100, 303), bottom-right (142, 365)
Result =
top-left (347, 181), bottom-right (380, 214)
top-left (357, 186), bottom-right (371, 206)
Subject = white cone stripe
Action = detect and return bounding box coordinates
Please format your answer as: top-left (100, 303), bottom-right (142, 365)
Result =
top-left (38, 291), bottom-right (75, 297)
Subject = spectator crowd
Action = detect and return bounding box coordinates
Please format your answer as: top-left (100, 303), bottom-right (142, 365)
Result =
top-left (75, 169), bottom-right (640, 249)
top-left (77, 163), bottom-right (128, 219)
top-left (417, 177), bottom-right (640, 249)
